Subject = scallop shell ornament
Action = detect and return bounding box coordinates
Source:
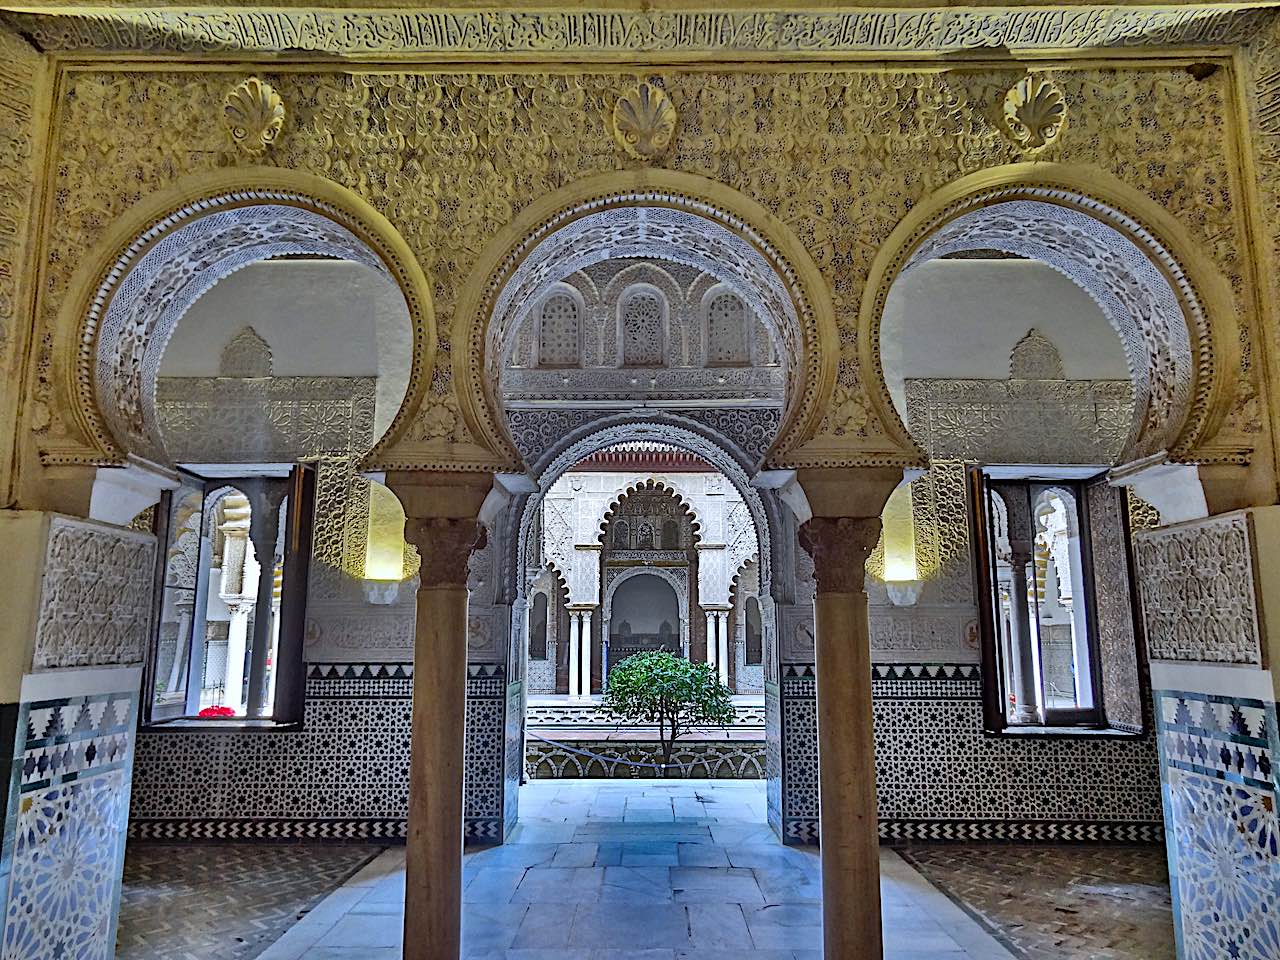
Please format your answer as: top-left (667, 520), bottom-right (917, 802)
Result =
top-left (612, 82), bottom-right (678, 161)
top-left (223, 77), bottom-right (286, 156)
top-left (1002, 76), bottom-right (1066, 152)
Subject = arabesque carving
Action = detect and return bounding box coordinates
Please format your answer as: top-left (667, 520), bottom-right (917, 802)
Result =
top-left (219, 326), bottom-right (273, 377)
top-left (21, 60), bottom-right (1256, 478)
top-left (1134, 513), bottom-right (1262, 666)
top-left (6, 8), bottom-right (1269, 57)
top-left (0, 26), bottom-right (40, 503)
top-left (34, 517), bottom-right (157, 670)
top-left (799, 517), bottom-right (881, 594)
top-left (405, 518), bottom-right (486, 588)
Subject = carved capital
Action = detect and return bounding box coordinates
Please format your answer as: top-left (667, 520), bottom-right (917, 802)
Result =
top-left (405, 518), bottom-right (486, 588)
top-left (798, 517), bottom-right (881, 595)
top-left (242, 479), bottom-right (289, 553)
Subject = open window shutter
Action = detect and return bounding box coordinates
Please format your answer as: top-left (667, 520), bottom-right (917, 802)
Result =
top-left (1084, 479), bottom-right (1144, 733)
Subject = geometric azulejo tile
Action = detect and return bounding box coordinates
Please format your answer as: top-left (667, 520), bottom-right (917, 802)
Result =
top-left (1167, 768), bottom-right (1280, 960)
top-left (4, 770), bottom-right (130, 960)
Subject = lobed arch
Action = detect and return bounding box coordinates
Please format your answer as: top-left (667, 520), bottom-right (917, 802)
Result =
top-left (55, 167), bottom-right (433, 469)
top-left (456, 169), bottom-right (837, 472)
top-left (602, 566), bottom-right (690, 632)
top-left (596, 477), bottom-right (704, 545)
top-left (512, 415), bottom-right (776, 606)
top-left (859, 163), bottom-right (1239, 468)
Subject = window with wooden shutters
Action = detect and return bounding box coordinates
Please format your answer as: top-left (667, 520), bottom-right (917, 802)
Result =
top-left (972, 469), bottom-right (1141, 733)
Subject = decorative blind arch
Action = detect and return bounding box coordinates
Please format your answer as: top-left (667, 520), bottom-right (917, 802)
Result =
top-left (619, 287), bottom-right (665, 366)
top-left (706, 292), bottom-right (749, 365)
top-left (538, 292), bottom-right (580, 367)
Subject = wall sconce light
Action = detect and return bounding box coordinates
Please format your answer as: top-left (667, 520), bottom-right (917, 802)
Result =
top-left (363, 580), bottom-right (401, 605)
top-left (885, 580), bottom-right (924, 607)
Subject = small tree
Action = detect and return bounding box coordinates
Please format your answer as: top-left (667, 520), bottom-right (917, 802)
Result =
top-left (601, 651), bottom-right (736, 776)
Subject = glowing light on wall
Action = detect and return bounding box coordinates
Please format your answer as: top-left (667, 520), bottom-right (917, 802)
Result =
top-left (880, 483), bottom-right (918, 583)
top-left (364, 481), bottom-right (409, 582)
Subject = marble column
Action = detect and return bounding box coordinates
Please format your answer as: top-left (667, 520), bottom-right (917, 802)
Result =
top-left (1006, 548), bottom-right (1041, 724)
top-left (994, 482), bottom-right (1041, 725)
top-left (799, 515), bottom-right (884, 960)
top-left (716, 611), bottom-right (730, 686)
top-left (390, 470), bottom-right (491, 960)
top-left (705, 610), bottom-right (718, 672)
top-left (578, 610), bottom-right (593, 697)
top-left (217, 497), bottom-right (253, 712)
top-left (568, 609), bottom-right (582, 697)
top-left (244, 481), bottom-right (287, 719)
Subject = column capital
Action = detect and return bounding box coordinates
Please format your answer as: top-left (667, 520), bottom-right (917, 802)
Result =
top-left (799, 517), bottom-right (881, 594)
top-left (239, 477), bottom-right (288, 551)
top-left (404, 518), bottom-right (486, 588)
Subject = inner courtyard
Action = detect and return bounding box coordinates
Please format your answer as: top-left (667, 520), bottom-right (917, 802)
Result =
top-left (1, 5), bottom-right (1280, 960)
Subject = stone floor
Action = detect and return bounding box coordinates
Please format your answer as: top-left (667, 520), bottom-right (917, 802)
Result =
top-left (257, 780), bottom-right (1018, 959)
top-left (117, 843), bottom-right (379, 960)
top-left (899, 844), bottom-right (1175, 960)
top-left (116, 780), bottom-right (1179, 960)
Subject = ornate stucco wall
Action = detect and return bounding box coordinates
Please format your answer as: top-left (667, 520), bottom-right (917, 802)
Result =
top-left (7, 50), bottom-right (1269, 499)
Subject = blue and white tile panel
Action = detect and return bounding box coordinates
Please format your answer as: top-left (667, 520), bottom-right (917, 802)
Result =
top-left (1156, 689), bottom-right (1280, 960)
top-left (1, 668), bottom-right (139, 960)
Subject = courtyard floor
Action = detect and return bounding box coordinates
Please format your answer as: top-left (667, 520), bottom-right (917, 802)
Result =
top-left (118, 779), bottom-right (1176, 960)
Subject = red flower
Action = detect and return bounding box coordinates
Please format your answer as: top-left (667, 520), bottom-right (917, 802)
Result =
top-left (198, 705), bottom-right (236, 718)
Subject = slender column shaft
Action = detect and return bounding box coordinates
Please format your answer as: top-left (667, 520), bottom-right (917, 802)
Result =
top-left (717, 612), bottom-right (730, 686)
top-left (579, 611), bottom-right (593, 697)
top-left (568, 612), bottom-right (582, 697)
top-left (402, 518), bottom-right (483, 960)
top-left (800, 517), bottom-right (884, 960)
top-left (705, 611), bottom-right (717, 670)
top-left (1008, 553), bottom-right (1040, 723)
top-left (223, 605), bottom-right (250, 710)
top-left (245, 539), bottom-right (279, 717)
top-left (243, 480), bottom-right (287, 719)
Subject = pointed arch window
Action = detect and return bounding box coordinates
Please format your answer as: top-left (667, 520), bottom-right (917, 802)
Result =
top-left (620, 288), bottom-right (665, 366)
top-left (706, 292), bottom-right (749, 365)
top-left (538, 292), bottom-right (580, 367)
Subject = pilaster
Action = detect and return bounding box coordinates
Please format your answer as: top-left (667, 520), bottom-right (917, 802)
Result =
top-left (1135, 507), bottom-right (1280, 960)
top-left (0, 511), bottom-right (154, 960)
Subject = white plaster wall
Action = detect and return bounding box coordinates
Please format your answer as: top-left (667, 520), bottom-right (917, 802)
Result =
top-left (881, 259), bottom-right (1130, 418)
top-left (159, 259), bottom-right (413, 438)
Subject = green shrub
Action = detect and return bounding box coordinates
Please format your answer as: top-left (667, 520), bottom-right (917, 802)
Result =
top-left (601, 651), bottom-right (736, 775)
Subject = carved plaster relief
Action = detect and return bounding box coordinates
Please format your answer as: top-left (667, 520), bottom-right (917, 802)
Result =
top-left (8, 8), bottom-right (1271, 57)
top-left (1135, 513), bottom-right (1263, 666)
top-left (905, 378), bottom-right (1132, 464)
top-left (156, 376), bottom-right (375, 463)
top-left (33, 517), bottom-right (157, 670)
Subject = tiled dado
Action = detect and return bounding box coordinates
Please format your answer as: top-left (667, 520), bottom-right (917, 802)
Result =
top-left (1, 677), bottom-right (139, 960)
top-left (131, 660), bottom-right (1162, 845)
top-left (1156, 689), bottom-right (1280, 960)
top-left (130, 662), bottom-right (510, 845)
top-left (780, 662), bottom-right (1163, 845)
